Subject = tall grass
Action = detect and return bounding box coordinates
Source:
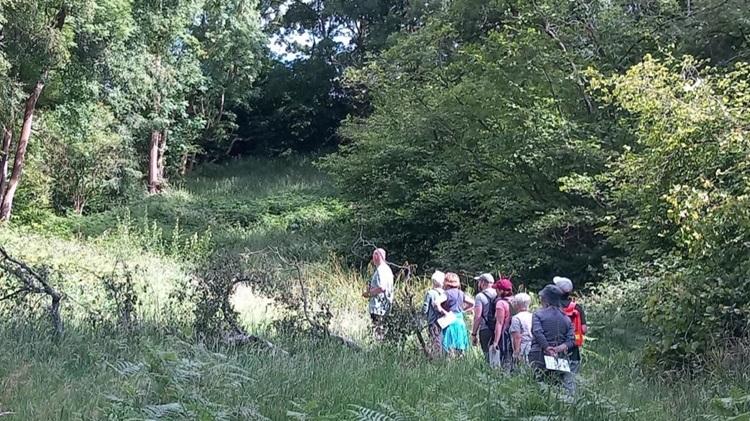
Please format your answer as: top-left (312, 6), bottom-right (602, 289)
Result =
top-left (0, 157), bottom-right (748, 420)
top-left (0, 320), bottom-right (744, 420)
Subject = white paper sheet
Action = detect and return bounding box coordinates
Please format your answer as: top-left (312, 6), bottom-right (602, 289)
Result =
top-left (437, 312), bottom-right (456, 329)
top-left (544, 356), bottom-right (571, 372)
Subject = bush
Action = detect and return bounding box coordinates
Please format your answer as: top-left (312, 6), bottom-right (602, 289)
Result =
top-left (593, 56), bottom-right (750, 365)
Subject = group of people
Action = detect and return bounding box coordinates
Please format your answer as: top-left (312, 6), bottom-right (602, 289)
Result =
top-left (363, 248), bottom-right (587, 396)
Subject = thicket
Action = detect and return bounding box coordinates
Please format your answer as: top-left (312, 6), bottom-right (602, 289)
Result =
top-left (323, 0), bottom-right (750, 364)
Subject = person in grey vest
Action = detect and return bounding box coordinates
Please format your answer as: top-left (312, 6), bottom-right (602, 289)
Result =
top-left (470, 273), bottom-right (497, 362)
top-left (529, 285), bottom-right (575, 392)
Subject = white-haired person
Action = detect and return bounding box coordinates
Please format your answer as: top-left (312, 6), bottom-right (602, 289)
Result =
top-left (510, 292), bottom-right (533, 363)
top-left (363, 248), bottom-right (394, 341)
top-left (422, 270), bottom-right (447, 357)
top-left (553, 276), bottom-right (587, 395)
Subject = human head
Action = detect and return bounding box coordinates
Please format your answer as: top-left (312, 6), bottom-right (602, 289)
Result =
top-left (372, 248), bottom-right (386, 266)
top-left (553, 276), bottom-right (574, 295)
top-left (444, 272), bottom-right (461, 289)
top-left (431, 270), bottom-right (445, 289)
top-left (539, 285), bottom-right (563, 308)
top-left (474, 273), bottom-right (494, 290)
top-left (493, 277), bottom-right (513, 297)
top-left (513, 293), bottom-right (531, 311)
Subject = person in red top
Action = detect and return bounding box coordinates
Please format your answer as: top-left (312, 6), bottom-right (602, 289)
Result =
top-left (491, 277), bottom-right (514, 369)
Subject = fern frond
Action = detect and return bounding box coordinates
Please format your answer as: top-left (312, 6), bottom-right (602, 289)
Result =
top-left (349, 405), bottom-right (398, 421)
top-left (108, 360), bottom-right (145, 376)
top-left (142, 402), bottom-right (186, 419)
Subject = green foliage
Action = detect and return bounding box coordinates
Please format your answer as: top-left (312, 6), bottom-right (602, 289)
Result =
top-left (1, 156), bottom-right (750, 420)
top-left (321, 0), bottom-right (750, 364)
top-left (39, 103), bottom-right (137, 214)
top-left (593, 55), bottom-right (750, 364)
top-left (1, 321), bottom-right (745, 420)
top-left (323, 8), bottom-right (611, 284)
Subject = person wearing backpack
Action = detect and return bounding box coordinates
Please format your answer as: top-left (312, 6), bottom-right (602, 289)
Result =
top-left (470, 273), bottom-right (497, 363)
top-left (553, 276), bottom-right (587, 395)
top-left (490, 277), bottom-right (514, 369)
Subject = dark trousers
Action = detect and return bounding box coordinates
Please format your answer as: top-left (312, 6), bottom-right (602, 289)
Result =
top-left (370, 314), bottom-right (386, 341)
top-left (427, 322), bottom-right (443, 357)
top-left (479, 329), bottom-right (494, 362)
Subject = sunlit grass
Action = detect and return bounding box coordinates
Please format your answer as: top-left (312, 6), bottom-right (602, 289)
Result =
top-left (1, 157), bottom-right (748, 420)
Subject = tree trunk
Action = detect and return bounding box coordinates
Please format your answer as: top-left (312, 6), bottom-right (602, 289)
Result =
top-left (158, 129), bottom-right (167, 183)
top-left (180, 151), bottom-right (189, 176)
top-left (147, 129), bottom-right (162, 194)
top-left (0, 80), bottom-right (45, 221)
top-left (0, 126), bottom-right (11, 196)
top-left (73, 195), bottom-right (85, 215)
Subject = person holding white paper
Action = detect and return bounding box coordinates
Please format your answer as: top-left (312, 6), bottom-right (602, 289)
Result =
top-left (528, 285), bottom-right (576, 393)
top-left (441, 272), bottom-right (473, 357)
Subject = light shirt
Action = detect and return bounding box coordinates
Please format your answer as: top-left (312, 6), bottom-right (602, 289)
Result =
top-left (423, 288), bottom-right (446, 325)
top-left (510, 310), bottom-right (533, 357)
top-left (368, 263), bottom-right (394, 316)
top-left (474, 288), bottom-right (497, 331)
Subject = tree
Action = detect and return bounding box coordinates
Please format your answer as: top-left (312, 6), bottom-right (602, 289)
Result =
top-left (0, 0), bottom-right (137, 220)
top-left (187, 0), bottom-right (265, 165)
top-left (39, 103), bottom-right (132, 214)
top-left (236, 0), bottom-right (424, 155)
top-left (0, 0), bottom-right (70, 221)
top-left (108, 0), bottom-right (264, 192)
top-left (322, 0), bottom-right (750, 285)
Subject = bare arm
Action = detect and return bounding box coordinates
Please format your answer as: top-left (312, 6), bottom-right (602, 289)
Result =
top-left (434, 298), bottom-right (448, 315)
top-left (471, 302), bottom-right (483, 336)
top-left (367, 286), bottom-right (384, 296)
top-left (463, 295), bottom-right (474, 312)
top-left (492, 301), bottom-right (508, 347)
top-left (512, 331), bottom-right (522, 357)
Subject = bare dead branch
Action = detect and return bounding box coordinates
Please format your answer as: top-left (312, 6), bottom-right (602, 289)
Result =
top-left (0, 246), bottom-right (64, 336)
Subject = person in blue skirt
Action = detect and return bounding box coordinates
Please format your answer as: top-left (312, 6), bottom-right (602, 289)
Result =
top-left (441, 272), bottom-right (474, 357)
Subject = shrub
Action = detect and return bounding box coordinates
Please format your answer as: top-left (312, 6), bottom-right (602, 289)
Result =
top-left (593, 56), bottom-right (750, 365)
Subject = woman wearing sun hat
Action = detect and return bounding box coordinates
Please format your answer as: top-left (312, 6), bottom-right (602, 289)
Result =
top-left (440, 272), bottom-right (473, 357)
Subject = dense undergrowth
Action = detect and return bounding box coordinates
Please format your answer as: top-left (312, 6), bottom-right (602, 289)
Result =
top-left (1, 158), bottom-right (749, 420)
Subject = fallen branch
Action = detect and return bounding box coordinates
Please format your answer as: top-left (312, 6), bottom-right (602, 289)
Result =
top-left (0, 246), bottom-right (64, 336)
top-left (396, 262), bottom-right (431, 359)
top-left (219, 274), bottom-right (289, 356)
top-left (272, 249), bottom-right (363, 352)
top-left (223, 331), bottom-right (289, 356)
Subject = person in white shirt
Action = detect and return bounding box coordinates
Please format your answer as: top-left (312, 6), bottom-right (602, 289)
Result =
top-left (363, 248), bottom-right (394, 341)
top-left (510, 292), bottom-right (533, 363)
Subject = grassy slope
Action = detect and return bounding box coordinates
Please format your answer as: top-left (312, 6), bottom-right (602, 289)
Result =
top-left (0, 158), bottom-right (746, 420)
